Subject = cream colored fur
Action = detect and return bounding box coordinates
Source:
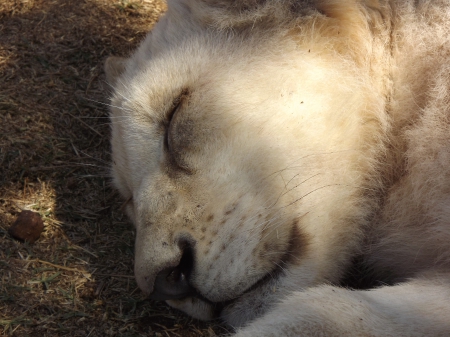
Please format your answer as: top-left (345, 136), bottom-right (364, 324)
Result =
top-left (106, 0), bottom-right (450, 335)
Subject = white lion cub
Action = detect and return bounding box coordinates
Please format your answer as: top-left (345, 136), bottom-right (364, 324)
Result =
top-left (106, 0), bottom-right (450, 335)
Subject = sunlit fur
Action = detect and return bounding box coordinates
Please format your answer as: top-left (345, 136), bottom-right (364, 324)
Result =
top-left (106, 0), bottom-right (450, 335)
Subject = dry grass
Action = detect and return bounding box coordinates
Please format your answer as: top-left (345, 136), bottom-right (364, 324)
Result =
top-left (0, 1), bottom-right (227, 336)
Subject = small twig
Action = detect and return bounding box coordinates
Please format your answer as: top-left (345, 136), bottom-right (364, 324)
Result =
top-left (68, 108), bottom-right (103, 137)
top-left (94, 273), bottom-right (134, 279)
top-left (33, 258), bottom-right (84, 273)
top-left (29, 165), bottom-right (78, 171)
top-left (70, 244), bottom-right (99, 258)
top-left (120, 196), bottom-right (132, 212)
top-left (86, 72), bottom-right (100, 95)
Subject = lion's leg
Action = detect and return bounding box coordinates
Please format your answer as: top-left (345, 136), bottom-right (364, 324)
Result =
top-left (233, 274), bottom-right (450, 337)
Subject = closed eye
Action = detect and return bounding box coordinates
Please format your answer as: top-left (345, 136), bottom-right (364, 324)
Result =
top-left (164, 97), bottom-right (183, 153)
top-left (163, 89), bottom-right (191, 173)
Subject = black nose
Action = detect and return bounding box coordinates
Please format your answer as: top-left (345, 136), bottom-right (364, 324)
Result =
top-left (150, 244), bottom-right (195, 300)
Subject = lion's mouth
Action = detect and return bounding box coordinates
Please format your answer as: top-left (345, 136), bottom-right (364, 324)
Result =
top-left (214, 223), bottom-right (305, 306)
top-left (149, 222), bottom-right (302, 307)
top-left (160, 264), bottom-right (283, 321)
top-left (240, 266), bottom-right (283, 297)
top-left (203, 261), bottom-right (285, 309)
top-left (150, 260), bottom-right (283, 308)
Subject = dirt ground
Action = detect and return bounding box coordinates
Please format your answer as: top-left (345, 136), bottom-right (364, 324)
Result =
top-left (0, 1), bottom-right (227, 336)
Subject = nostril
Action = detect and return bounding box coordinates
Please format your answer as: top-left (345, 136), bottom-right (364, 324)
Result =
top-left (150, 240), bottom-right (195, 300)
top-left (177, 244), bottom-right (194, 278)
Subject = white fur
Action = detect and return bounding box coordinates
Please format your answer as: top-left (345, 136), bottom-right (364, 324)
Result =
top-left (106, 0), bottom-right (450, 335)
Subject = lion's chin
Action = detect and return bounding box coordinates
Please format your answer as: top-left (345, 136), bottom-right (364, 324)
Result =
top-left (165, 297), bottom-right (219, 321)
top-left (165, 266), bottom-right (283, 326)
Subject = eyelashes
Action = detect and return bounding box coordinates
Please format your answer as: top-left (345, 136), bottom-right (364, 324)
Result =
top-left (164, 98), bottom-right (183, 153)
top-left (165, 89), bottom-right (190, 123)
top-left (162, 89), bottom-right (192, 174)
top-left (164, 89), bottom-right (190, 153)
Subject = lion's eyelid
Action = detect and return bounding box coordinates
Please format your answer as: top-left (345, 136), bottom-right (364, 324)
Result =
top-left (164, 90), bottom-right (191, 163)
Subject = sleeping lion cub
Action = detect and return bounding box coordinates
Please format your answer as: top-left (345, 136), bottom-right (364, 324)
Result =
top-left (106, 0), bottom-right (450, 335)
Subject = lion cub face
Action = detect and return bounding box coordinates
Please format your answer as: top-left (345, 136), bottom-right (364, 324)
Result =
top-left (108, 0), bottom-right (382, 321)
top-left (110, 50), bottom-right (309, 303)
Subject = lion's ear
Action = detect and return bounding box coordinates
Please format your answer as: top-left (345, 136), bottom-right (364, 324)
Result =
top-left (104, 56), bottom-right (127, 86)
top-left (314, 0), bottom-right (387, 65)
top-left (316, 0), bottom-right (383, 19)
top-left (315, 0), bottom-right (387, 29)
top-left (189, 0), bottom-right (292, 29)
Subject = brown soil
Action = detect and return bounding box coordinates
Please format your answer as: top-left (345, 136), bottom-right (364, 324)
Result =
top-left (0, 1), bottom-right (228, 336)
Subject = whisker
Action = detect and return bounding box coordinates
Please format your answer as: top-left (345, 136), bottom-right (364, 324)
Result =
top-left (265, 173), bottom-right (321, 209)
top-left (78, 150), bottom-right (111, 165)
top-left (85, 97), bottom-right (134, 113)
top-left (261, 149), bottom-right (358, 181)
top-left (280, 184), bottom-right (342, 210)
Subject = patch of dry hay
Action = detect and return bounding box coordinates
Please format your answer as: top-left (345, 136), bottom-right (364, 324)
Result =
top-left (0, 1), bottom-right (227, 336)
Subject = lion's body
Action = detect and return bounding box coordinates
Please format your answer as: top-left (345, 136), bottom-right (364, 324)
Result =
top-left (106, 0), bottom-right (450, 335)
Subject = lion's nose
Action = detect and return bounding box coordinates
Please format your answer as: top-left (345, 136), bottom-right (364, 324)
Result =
top-left (149, 242), bottom-right (195, 300)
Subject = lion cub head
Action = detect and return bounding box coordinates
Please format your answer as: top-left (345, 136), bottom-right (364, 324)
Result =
top-left (107, 0), bottom-right (387, 325)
